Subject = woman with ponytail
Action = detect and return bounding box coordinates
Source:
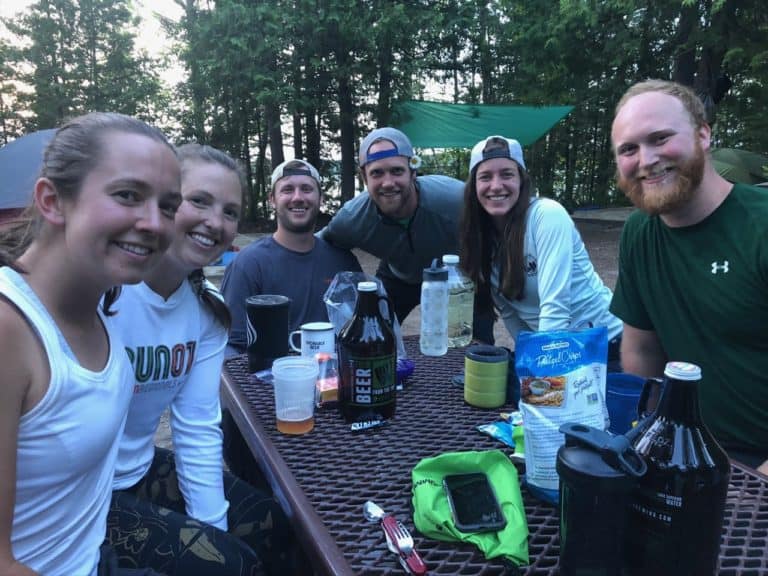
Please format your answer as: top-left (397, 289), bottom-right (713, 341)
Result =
top-left (108, 144), bottom-right (292, 576)
top-left (0, 112), bottom-right (180, 576)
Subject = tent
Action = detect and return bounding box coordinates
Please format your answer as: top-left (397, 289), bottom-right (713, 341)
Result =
top-left (392, 100), bottom-right (573, 148)
top-left (0, 129), bottom-right (55, 222)
top-left (711, 148), bottom-right (768, 185)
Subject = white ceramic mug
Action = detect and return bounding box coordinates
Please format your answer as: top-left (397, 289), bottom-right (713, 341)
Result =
top-left (289, 321), bottom-right (335, 357)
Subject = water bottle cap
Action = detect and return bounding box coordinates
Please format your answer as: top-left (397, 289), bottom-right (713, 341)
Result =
top-left (664, 361), bottom-right (702, 381)
top-left (423, 258), bottom-right (448, 281)
top-left (357, 281), bottom-right (378, 292)
top-left (558, 422), bottom-right (647, 479)
top-left (442, 254), bottom-right (459, 265)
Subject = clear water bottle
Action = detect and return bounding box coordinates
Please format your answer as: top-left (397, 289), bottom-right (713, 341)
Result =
top-left (443, 254), bottom-right (474, 347)
top-left (420, 259), bottom-right (449, 356)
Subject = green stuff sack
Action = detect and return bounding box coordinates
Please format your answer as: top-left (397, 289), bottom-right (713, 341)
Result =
top-left (411, 449), bottom-right (529, 565)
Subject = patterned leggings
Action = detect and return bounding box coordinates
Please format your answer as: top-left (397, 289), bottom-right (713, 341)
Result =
top-left (106, 448), bottom-right (294, 576)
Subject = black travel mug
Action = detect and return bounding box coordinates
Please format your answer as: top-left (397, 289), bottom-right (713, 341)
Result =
top-left (245, 294), bottom-right (291, 373)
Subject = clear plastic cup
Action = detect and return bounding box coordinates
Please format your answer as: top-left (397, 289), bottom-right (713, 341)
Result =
top-left (271, 356), bottom-right (319, 434)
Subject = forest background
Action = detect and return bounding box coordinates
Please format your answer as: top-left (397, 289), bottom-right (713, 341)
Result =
top-left (1, 0), bottom-right (766, 226)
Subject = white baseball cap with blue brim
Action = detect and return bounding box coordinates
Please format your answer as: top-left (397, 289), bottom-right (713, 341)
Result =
top-left (469, 136), bottom-right (526, 173)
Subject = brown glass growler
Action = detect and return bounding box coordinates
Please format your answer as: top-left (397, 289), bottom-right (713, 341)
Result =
top-left (337, 281), bottom-right (396, 425)
top-left (624, 361), bottom-right (730, 576)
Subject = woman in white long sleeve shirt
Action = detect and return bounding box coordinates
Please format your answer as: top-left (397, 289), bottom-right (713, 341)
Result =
top-left (459, 136), bottom-right (622, 367)
top-left (108, 144), bottom-right (292, 576)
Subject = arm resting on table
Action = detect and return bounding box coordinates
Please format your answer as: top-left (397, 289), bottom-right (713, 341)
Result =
top-left (620, 323), bottom-right (667, 377)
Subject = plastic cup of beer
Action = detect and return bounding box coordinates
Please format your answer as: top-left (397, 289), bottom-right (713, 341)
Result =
top-left (272, 356), bottom-right (319, 435)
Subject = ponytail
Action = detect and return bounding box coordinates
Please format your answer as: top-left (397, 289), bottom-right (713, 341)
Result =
top-left (0, 208), bottom-right (36, 270)
top-left (188, 269), bottom-right (232, 330)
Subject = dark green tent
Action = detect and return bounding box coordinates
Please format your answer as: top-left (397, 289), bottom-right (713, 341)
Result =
top-left (711, 148), bottom-right (768, 185)
top-left (392, 100), bottom-right (573, 148)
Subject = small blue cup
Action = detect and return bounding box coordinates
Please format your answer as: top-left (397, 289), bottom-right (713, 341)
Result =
top-left (606, 373), bottom-right (645, 434)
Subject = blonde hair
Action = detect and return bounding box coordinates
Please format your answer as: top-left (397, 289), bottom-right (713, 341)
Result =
top-left (176, 143), bottom-right (243, 330)
top-left (615, 79), bottom-right (708, 129)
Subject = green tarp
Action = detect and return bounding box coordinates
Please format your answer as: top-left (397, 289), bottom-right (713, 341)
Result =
top-left (711, 148), bottom-right (768, 185)
top-left (392, 100), bottom-right (573, 148)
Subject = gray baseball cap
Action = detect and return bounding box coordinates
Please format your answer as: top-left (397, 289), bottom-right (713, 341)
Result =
top-left (270, 158), bottom-right (321, 188)
top-left (469, 136), bottom-right (526, 172)
top-left (358, 127), bottom-right (415, 167)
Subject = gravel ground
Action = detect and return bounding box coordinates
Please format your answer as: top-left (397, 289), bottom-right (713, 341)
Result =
top-left (154, 214), bottom-right (627, 449)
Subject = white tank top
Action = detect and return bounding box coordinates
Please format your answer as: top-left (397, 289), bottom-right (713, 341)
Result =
top-left (1, 268), bottom-right (133, 576)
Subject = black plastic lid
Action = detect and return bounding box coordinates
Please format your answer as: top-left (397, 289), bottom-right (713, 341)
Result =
top-left (423, 258), bottom-right (448, 281)
top-left (465, 344), bottom-right (509, 363)
top-left (557, 445), bottom-right (633, 486)
top-left (556, 423), bottom-right (646, 490)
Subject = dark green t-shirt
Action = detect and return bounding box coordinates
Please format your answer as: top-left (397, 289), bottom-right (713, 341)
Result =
top-left (611, 183), bottom-right (768, 457)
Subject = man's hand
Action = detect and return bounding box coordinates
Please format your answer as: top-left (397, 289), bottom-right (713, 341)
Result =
top-left (757, 459), bottom-right (768, 476)
top-left (619, 324), bottom-right (667, 377)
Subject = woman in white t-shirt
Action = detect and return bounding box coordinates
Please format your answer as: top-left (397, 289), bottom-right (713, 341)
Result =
top-left (107, 144), bottom-right (293, 576)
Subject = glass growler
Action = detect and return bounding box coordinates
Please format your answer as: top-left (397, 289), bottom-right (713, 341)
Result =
top-left (337, 281), bottom-right (397, 425)
top-left (624, 361), bottom-right (730, 576)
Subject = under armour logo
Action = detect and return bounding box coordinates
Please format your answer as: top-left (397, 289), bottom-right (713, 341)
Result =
top-left (711, 261), bottom-right (729, 274)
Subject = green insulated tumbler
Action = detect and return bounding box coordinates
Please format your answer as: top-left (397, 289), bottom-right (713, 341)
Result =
top-left (464, 345), bottom-right (509, 408)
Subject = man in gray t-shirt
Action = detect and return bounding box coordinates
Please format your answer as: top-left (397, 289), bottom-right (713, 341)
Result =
top-left (319, 127), bottom-right (494, 343)
top-left (221, 158), bottom-right (360, 483)
top-left (221, 158), bottom-right (361, 355)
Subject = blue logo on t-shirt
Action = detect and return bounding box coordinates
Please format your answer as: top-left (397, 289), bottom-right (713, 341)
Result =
top-left (525, 257), bottom-right (537, 277)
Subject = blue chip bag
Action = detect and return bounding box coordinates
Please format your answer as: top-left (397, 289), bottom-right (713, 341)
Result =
top-left (515, 327), bottom-right (608, 503)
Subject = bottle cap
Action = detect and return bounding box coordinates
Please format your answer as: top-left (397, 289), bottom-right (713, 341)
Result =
top-left (357, 281), bottom-right (378, 292)
top-left (664, 361), bottom-right (701, 381)
top-left (442, 254), bottom-right (459, 265)
top-left (423, 258), bottom-right (448, 281)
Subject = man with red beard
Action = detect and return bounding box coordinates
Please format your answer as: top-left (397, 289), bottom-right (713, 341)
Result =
top-left (609, 79), bottom-right (768, 473)
top-left (221, 159), bottom-right (361, 354)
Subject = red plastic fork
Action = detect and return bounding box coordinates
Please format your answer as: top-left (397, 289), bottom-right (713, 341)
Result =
top-left (381, 515), bottom-right (428, 575)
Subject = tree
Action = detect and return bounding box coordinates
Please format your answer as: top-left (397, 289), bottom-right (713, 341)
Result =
top-left (5, 0), bottom-right (163, 129)
top-left (157, 0), bottom-right (768, 217)
top-left (0, 37), bottom-right (25, 143)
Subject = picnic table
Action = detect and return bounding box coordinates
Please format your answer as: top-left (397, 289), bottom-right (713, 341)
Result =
top-left (221, 337), bottom-right (768, 575)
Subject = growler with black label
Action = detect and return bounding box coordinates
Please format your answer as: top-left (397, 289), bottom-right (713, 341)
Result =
top-left (625, 361), bottom-right (730, 576)
top-left (337, 281), bottom-right (396, 424)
